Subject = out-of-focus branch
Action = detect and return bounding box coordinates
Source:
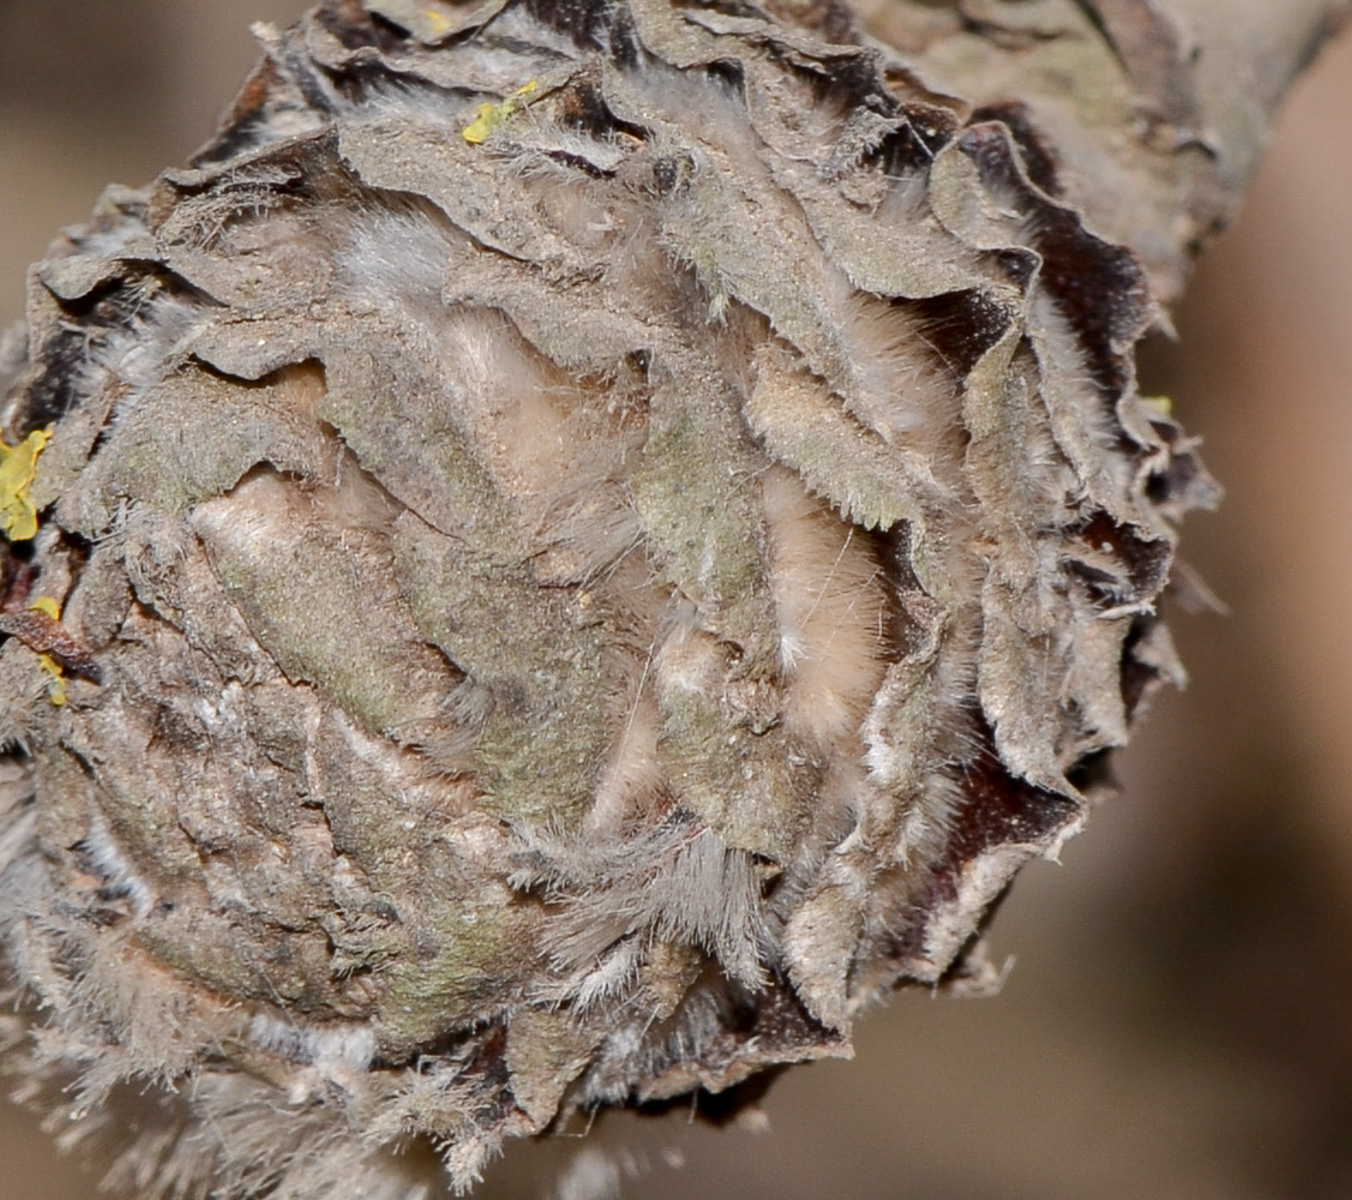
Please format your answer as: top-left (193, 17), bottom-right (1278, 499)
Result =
top-left (852, 0), bottom-right (1350, 301)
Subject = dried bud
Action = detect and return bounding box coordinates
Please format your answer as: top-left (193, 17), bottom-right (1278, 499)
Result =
top-left (0, 0), bottom-right (1217, 1195)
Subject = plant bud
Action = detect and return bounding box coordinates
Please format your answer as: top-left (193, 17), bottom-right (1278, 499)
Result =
top-left (0, 0), bottom-right (1217, 1194)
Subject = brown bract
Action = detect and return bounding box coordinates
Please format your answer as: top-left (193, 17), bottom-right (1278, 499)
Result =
top-left (0, 0), bottom-right (1258, 1194)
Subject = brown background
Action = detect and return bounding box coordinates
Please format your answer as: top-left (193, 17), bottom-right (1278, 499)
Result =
top-left (2, 4), bottom-right (1351, 1197)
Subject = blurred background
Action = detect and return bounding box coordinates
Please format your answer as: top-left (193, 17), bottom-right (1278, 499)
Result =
top-left (2, 3), bottom-right (1351, 1197)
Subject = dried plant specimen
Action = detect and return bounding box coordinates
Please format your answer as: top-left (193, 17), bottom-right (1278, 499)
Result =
top-left (0, 0), bottom-right (1331, 1195)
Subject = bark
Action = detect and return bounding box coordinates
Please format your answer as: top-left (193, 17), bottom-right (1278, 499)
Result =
top-left (0, 1), bottom-right (1343, 1196)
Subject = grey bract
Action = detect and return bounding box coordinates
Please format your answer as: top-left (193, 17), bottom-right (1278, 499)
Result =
top-left (0, 0), bottom-right (1216, 1194)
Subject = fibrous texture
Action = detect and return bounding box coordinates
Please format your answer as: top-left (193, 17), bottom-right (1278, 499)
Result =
top-left (0, 0), bottom-right (1220, 1194)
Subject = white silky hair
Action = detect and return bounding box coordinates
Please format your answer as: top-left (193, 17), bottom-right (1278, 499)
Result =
top-left (831, 277), bottom-right (958, 443)
top-left (762, 466), bottom-right (892, 751)
top-left (95, 293), bottom-right (205, 427)
top-left (247, 1013), bottom-right (377, 1070)
top-left (80, 811), bottom-right (156, 918)
top-left (513, 819), bottom-right (768, 993)
top-left (335, 198), bottom-right (467, 315)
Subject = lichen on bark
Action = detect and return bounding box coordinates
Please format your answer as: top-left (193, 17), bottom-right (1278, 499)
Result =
top-left (0, 0), bottom-right (1335, 1195)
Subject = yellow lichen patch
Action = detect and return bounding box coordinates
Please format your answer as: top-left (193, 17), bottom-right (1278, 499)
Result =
top-left (462, 79), bottom-right (538, 144)
top-left (0, 427), bottom-right (52, 541)
top-left (423, 7), bottom-right (452, 34)
top-left (31, 597), bottom-right (66, 706)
